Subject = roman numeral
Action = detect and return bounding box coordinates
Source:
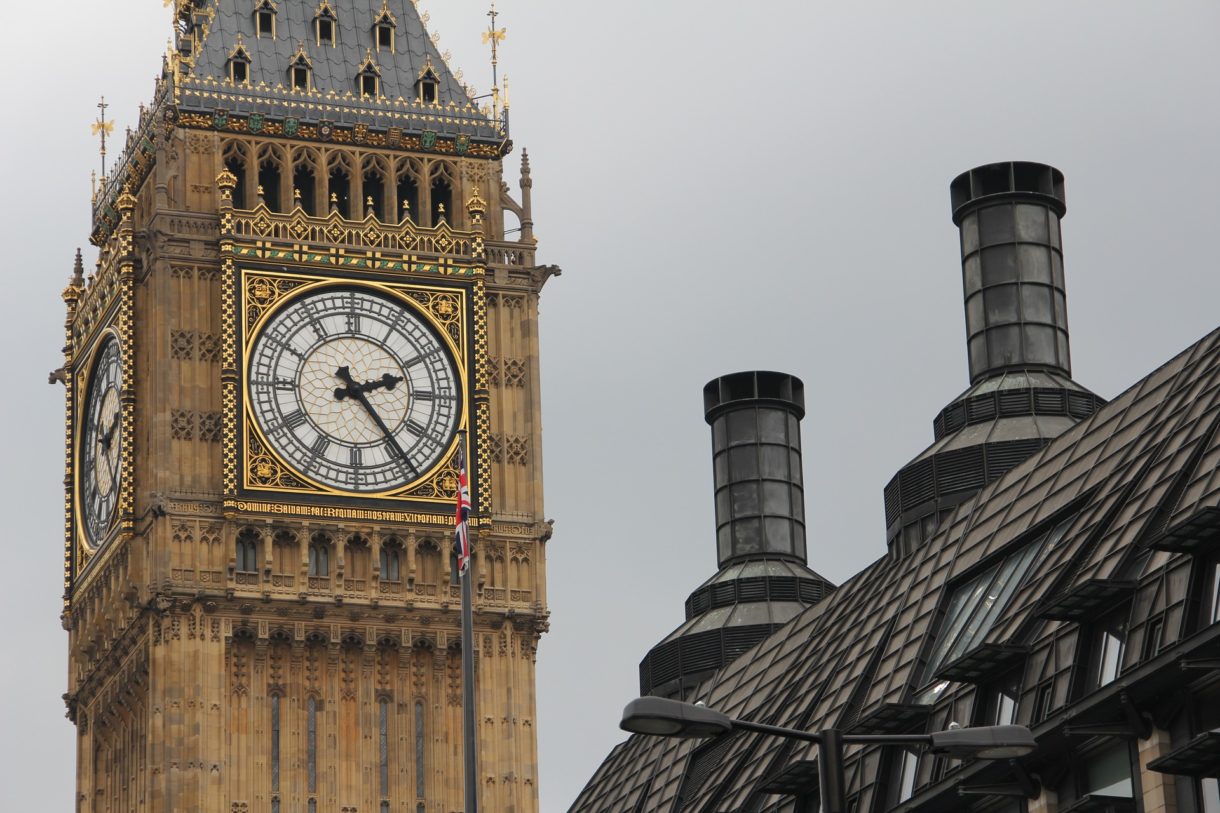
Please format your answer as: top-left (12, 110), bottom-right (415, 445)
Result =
top-left (300, 300), bottom-right (329, 340)
top-left (401, 348), bottom-right (442, 369)
top-left (350, 447), bottom-right (362, 467)
top-left (252, 377), bottom-right (294, 390)
top-left (284, 411), bottom-right (307, 430)
top-left (412, 390), bottom-right (434, 401)
top-left (310, 435), bottom-right (329, 459)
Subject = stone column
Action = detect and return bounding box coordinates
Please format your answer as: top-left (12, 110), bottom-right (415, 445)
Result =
top-left (1138, 728), bottom-right (1179, 813)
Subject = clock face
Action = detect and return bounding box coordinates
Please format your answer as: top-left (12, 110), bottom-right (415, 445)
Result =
top-left (81, 336), bottom-right (123, 546)
top-left (247, 287), bottom-right (461, 493)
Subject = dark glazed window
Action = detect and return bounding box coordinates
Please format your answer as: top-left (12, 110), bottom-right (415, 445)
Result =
top-left (359, 71), bottom-right (379, 97)
top-left (377, 23), bottom-right (394, 51)
top-left (917, 515), bottom-right (1074, 701)
top-left (1091, 613), bottom-right (1127, 688)
top-left (380, 544), bottom-right (401, 581)
top-left (256, 5), bottom-right (275, 38)
top-left (307, 696), bottom-right (318, 792)
top-left (379, 698), bottom-right (390, 797)
top-left (236, 529), bottom-right (259, 573)
top-left (270, 694), bottom-right (280, 793)
top-left (415, 700), bottom-right (426, 798)
top-left (308, 536), bottom-right (329, 577)
top-left (291, 62), bottom-right (310, 91)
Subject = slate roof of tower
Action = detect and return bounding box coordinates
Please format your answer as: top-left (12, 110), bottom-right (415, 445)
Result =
top-left (570, 325), bottom-right (1220, 812)
top-left (177, 0), bottom-right (498, 139)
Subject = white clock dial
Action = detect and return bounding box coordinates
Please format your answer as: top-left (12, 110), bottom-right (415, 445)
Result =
top-left (247, 287), bottom-right (460, 492)
top-left (81, 337), bottom-right (123, 545)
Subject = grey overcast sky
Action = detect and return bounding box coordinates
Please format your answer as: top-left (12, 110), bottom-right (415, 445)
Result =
top-left (3, 2), bottom-right (1220, 811)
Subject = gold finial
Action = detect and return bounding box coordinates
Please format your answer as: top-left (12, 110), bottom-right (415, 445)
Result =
top-left (437, 202), bottom-right (446, 222)
top-left (293, 187), bottom-right (302, 207)
top-left (366, 196), bottom-right (376, 217)
top-left (256, 184), bottom-right (266, 205)
top-left (401, 199), bottom-right (412, 224)
top-left (91, 96), bottom-right (115, 179)
top-left (330, 191), bottom-right (339, 212)
top-left (216, 168), bottom-right (238, 202)
top-left (482, 2), bottom-right (507, 120)
top-left (466, 187), bottom-right (486, 226)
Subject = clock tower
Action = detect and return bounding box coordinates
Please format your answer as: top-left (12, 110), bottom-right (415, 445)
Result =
top-left (59, 3), bottom-right (558, 812)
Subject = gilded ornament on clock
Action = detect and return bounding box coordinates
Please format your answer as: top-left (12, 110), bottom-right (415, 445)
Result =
top-left (246, 285), bottom-right (462, 494)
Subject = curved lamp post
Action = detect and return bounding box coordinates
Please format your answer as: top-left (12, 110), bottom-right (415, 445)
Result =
top-left (621, 696), bottom-right (1037, 813)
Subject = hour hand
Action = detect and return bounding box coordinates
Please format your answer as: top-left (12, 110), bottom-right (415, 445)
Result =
top-left (333, 365), bottom-right (359, 400)
top-left (99, 415), bottom-right (120, 451)
top-left (334, 367), bottom-right (404, 400)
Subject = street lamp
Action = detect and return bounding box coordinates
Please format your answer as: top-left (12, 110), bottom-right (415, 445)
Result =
top-left (620, 697), bottom-right (1037, 813)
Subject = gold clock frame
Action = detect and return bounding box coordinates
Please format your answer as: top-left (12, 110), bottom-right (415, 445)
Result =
top-left (229, 267), bottom-right (476, 509)
top-left (72, 328), bottom-right (131, 565)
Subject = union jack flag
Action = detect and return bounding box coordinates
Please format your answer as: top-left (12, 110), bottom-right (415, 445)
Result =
top-left (453, 444), bottom-right (471, 576)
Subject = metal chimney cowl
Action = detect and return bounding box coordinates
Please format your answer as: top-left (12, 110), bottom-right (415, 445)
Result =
top-left (883, 162), bottom-right (1105, 558)
top-left (638, 372), bottom-right (834, 700)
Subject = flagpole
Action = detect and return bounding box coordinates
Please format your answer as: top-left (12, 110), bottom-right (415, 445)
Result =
top-left (458, 429), bottom-right (479, 813)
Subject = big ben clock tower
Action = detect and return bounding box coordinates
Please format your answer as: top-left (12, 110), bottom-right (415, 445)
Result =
top-left (59, 3), bottom-right (558, 812)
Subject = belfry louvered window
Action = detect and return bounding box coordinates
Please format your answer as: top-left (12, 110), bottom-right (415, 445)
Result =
top-left (916, 514), bottom-right (1075, 702)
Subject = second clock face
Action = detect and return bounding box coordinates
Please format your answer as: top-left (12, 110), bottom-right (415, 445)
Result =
top-left (81, 336), bottom-right (123, 546)
top-left (247, 287), bottom-right (460, 493)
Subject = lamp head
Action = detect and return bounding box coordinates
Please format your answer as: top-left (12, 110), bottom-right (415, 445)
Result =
top-left (620, 697), bottom-right (733, 739)
top-left (928, 725), bottom-right (1037, 759)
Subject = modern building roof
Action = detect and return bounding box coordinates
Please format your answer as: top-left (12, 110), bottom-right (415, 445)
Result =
top-left (571, 269), bottom-right (1220, 811)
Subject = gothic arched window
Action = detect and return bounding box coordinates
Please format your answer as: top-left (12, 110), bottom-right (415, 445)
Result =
top-left (429, 167), bottom-right (453, 226)
top-left (346, 535), bottom-right (370, 582)
top-left (380, 541), bottom-right (402, 582)
top-left (416, 540), bottom-right (441, 588)
top-left (309, 533), bottom-right (330, 577)
top-left (236, 529), bottom-right (259, 573)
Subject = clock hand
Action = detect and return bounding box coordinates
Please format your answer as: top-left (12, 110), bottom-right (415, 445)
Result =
top-left (333, 371), bottom-right (405, 400)
top-left (333, 366), bottom-right (417, 475)
top-left (99, 414), bottom-right (120, 451)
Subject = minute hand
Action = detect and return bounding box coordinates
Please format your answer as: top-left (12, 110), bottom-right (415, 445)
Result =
top-left (335, 366), bottom-right (417, 475)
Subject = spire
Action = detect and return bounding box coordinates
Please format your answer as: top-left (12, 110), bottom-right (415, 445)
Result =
top-left (71, 248), bottom-right (84, 288)
top-left (519, 149), bottom-right (534, 242)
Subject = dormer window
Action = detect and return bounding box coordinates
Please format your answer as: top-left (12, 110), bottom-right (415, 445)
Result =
top-left (255, 0), bottom-right (277, 38)
top-left (359, 71), bottom-right (378, 97)
top-left (314, 1), bottom-right (337, 46)
top-left (416, 64), bottom-right (439, 105)
top-left (373, 1), bottom-right (397, 52)
top-left (376, 23), bottom-right (394, 51)
top-left (228, 41), bottom-right (252, 85)
top-left (292, 63), bottom-right (310, 91)
top-left (288, 44), bottom-right (313, 92)
top-left (357, 52), bottom-right (380, 98)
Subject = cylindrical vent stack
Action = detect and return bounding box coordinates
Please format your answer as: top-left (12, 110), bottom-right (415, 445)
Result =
top-left (951, 161), bottom-right (1070, 385)
top-left (704, 371), bottom-right (806, 568)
